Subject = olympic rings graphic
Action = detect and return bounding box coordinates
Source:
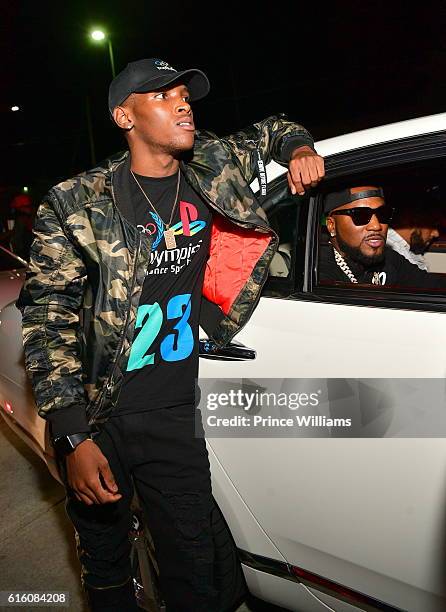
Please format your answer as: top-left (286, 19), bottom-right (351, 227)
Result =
top-left (137, 223), bottom-right (158, 235)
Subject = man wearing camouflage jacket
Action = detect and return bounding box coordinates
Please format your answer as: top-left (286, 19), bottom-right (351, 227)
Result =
top-left (16, 58), bottom-right (324, 611)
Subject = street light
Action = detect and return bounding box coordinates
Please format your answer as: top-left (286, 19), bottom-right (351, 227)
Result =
top-left (11, 106), bottom-right (20, 112)
top-left (89, 28), bottom-right (116, 78)
top-left (91, 30), bottom-right (105, 42)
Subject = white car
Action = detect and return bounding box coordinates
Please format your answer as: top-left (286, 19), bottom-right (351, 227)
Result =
top-left (2, 114), bottom-right (446, 612)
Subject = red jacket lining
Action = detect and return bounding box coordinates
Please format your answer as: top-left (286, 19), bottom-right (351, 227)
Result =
top-left (203, 214), bottom-right (271, 316)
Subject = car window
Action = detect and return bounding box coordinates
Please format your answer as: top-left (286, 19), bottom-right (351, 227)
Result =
top-left (268, 200), bottom-right (296, 279)
top-left (0, 246), bottom-right (26, 272)
top-left (314, 156), bottom-right (446, 296)
top-left (425, 236), bottom-right (446, 273)
top-left (261, 184), bottom-right (309, 297)
top-left (259, 147), bottom-right (446, 309)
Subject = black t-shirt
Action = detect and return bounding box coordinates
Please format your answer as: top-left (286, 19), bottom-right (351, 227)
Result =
top-left (115, 169), bottom-right (212, 414)
top-left (319, 242), bottom-right (446, 289)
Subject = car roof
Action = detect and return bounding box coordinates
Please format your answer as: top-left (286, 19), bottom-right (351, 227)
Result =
top-left (251, 113), bottom-right (446, 192)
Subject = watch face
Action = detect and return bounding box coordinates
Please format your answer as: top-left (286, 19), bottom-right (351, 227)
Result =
top-left (54, 433), bottom-right (89, 455)
top-left (54, 436), bottom-right (73, 455)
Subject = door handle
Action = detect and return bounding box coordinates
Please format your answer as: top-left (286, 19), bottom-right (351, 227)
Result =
top-left (199, 339), bottom-right (256, 361)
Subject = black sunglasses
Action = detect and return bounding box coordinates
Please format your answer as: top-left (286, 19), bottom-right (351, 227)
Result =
top-left (329, 205), bottom-right (394, 226)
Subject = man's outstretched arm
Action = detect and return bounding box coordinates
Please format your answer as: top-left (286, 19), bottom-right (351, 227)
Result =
top-left (222, 114), bottom-right (325, 195)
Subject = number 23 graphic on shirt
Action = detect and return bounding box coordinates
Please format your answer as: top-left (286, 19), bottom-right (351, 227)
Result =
top-left (126, 293), bottom-right (194, 371)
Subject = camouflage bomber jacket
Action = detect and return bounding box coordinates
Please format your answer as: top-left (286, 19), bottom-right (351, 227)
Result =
top-left (16, 115), bottom-right (313, 437)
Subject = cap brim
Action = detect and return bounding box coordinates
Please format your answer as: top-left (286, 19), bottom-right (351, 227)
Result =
top-left (133, 68), bottom-right (210, 101)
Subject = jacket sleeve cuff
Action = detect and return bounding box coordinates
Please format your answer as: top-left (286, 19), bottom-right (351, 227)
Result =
top-left (280, 135), bottom-right (315, 162)
top-left (46, 405), bottom-right (91, 438)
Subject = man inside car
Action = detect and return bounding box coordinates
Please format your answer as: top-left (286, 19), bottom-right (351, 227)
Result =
top-left (387, 193), bottom-right (441, 271)
top-left (319, 186), bottom-right (446, 288)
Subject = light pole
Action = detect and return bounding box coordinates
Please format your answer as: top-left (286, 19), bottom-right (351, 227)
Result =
top-left (86, 28), bottom-right (116, 165)
top-left (90, 29), bottom-right (116, 78)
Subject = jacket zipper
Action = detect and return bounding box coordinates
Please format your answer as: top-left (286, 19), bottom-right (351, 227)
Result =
top-left (88, 232), bottom-right (141, 422)
top-left (106, 232), bottom-right (141, 391)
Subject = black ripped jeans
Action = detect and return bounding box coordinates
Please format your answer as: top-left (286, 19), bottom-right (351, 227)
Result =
top-left (62, 405), bottom-right (218, 612)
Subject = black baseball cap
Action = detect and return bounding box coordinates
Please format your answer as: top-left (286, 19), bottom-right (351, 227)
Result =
top-left (323, 187), bottom-right (385, 213)
top-left (108, 58), bottom-right (210, 114)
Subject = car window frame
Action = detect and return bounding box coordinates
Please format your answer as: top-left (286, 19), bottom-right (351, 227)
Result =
top-left (261, 181), bottom-right (310, 298)
top-left (261, 130), bottom-right (446, 313)
top-left (308, 131), bottom-right (446, 314)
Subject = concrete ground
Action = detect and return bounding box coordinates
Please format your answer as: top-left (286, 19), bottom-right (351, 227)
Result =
top-left (0, 418), bottom-right (88, 611)
top-left (0, 418), bottom-right (286, 612)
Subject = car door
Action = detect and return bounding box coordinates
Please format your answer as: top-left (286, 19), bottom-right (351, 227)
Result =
top-left (199, 131), bottom-right (446, 611)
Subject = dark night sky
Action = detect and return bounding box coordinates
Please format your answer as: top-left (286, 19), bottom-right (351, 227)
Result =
top-left (2, 1), bottom-right (446, 200)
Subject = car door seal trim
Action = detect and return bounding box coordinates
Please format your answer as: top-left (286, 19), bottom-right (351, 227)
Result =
top-left (237, 548), bottom-right (407, 612)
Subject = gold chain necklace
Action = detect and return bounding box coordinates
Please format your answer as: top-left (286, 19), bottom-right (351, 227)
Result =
top-left (130, 169), bottom-right (181, 250)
